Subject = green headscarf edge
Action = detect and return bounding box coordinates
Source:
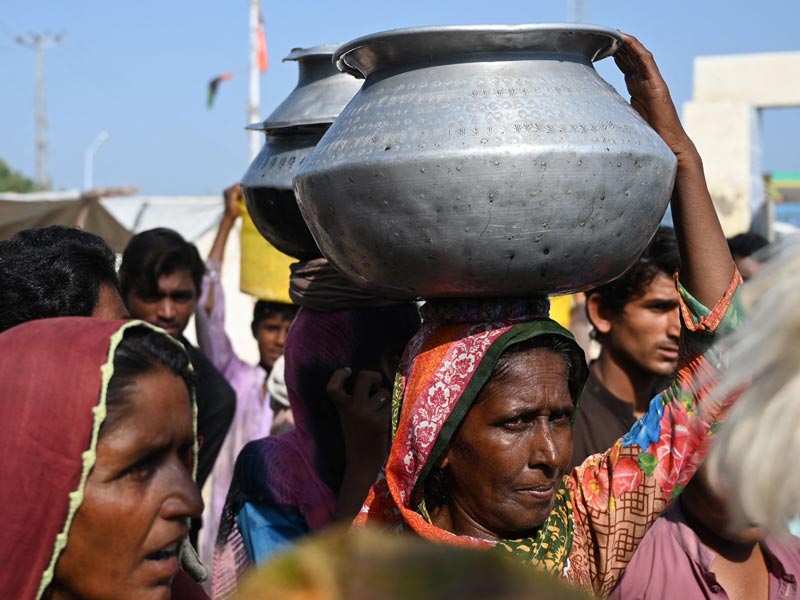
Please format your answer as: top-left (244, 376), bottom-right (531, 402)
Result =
top-left (36, 320), bottom-right (198, 600)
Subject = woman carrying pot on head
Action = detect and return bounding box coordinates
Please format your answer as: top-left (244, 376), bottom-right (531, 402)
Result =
top-left (355, 33), bottom-right (743, 597)
top-left (0, 318), bottom-right (208, 600)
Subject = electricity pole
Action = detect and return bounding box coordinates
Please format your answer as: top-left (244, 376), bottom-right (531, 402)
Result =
top-left (84, 130), bottom-right (109, 190)
top-left (248, 0), bottom-right (261, 161)
top-left (568, 0), bottom-right (588, 23)
top-left (16, 32), bottom-right (64, 191)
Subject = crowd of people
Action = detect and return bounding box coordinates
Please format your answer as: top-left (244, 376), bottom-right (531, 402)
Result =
top-left (0, 32), bottom-right (797, 600)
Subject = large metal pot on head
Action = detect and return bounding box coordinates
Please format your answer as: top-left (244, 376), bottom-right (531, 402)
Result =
top-left (293, 24), bottom-right (678, 298)
top-left (241, 44), bottom-right (363, 260)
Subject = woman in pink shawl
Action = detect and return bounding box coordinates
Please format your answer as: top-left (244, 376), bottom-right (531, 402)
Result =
top-left (212, 279), bottom-right (421, 598)
top-left (0, 317), bottom-right (208, 600)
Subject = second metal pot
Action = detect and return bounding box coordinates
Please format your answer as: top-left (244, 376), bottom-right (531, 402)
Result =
top-left (241, 43), bottom-right (364, 259)
top-left (241, 127), bottom-right (326, 259)
top-left (262, 43), bottom-right (364, 131)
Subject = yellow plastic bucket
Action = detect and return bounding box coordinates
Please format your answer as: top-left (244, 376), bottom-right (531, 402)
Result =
top-left (239, 199), bottom-right (294, 303)
top-left (548, 294), bottom-right (572, 329)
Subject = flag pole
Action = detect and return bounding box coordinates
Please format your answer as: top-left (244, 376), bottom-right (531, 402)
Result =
top-left (248, 0), bottom-right (261, 161)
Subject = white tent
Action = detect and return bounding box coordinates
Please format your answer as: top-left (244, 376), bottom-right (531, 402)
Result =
top-left (0, 190), bottom-right (260, 364)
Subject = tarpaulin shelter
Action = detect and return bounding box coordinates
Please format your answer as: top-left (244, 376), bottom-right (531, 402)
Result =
top-left (0, 188), bottom-right (228, 249)
top-left (0, 189), bottom-right (135, 252)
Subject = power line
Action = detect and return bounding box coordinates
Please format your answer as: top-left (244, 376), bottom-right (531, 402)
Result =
top-left (15, 32), bottom-right (65, 191)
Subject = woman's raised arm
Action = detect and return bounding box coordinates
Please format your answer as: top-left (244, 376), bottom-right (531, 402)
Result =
top-left (615, 32), bottom-right (735, 307)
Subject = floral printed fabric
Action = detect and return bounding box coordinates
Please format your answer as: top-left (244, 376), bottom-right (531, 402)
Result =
top-left (355, 271), bottom-right (743, 598)
top-left (494, 481), bottom-right (574, 577)
top-left (568, 271), bottom-right (742, 595)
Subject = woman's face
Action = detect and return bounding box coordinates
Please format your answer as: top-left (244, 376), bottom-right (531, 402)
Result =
top-left (51, 368), bottom-right (203, 600)
top-left (437, 347), bottom-right (573, 541)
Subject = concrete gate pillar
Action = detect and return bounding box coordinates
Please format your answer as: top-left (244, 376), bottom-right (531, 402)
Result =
top-left (683, 101), bottom-right (762, 235)
top-left (681, 52), bottom-right (800, 236)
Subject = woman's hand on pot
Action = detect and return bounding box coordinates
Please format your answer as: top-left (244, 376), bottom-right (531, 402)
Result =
top-left (615, 32), bottom-right (696, 163)
top-left (205, 182), bottom-right (243, 290)
top-left (616, 34), bottom-right (734, 309)
top-left (328, 367), bottom-right (392, 464)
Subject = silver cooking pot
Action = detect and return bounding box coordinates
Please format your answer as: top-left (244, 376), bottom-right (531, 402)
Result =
top-left (261, 43), bottom-right (364, 131)
top-left (241, 126), bottom-right (327, 259)
top-left (241, 44), bottom-right (363, 259)
top-left (293, 24), bottom-right (677, 299)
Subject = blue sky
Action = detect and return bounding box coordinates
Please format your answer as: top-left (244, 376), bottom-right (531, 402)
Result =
top-left (2, 0), bottom-right (799, 194)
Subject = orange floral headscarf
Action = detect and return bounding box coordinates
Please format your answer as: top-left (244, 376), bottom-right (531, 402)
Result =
top-left (354, 298), bottom-right (587, 574)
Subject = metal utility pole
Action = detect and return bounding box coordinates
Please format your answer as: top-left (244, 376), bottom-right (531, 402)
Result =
top-left (248, 0), bottom-right (261, 161)
top-left (568, 0), bottom-right (588, 23)
top-left (16, 32), bottom-right (64, 191)
top-left (84, 130), bottom-right (109, 190)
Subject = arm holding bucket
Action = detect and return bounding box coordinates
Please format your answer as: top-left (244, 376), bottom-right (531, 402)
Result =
top-left (204, 183), bottom-right (242, 314)
top-left (196, 184), bottom-right (247, 378)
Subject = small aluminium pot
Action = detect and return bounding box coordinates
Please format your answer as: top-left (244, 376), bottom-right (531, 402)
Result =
top-left (294, 24), bottom-right (678, 299)
top-left (241, 127), bottom-right (327, 259)
top-left (241, 44), bottom-right (363, 259)
top-left (261, 43), bottom-right (364, 131)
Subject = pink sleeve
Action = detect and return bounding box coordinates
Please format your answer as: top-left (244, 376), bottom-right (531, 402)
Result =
top-left (195, 261), bottom-right (247, 380)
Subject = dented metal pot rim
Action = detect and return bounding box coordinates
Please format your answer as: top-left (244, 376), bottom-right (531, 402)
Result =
top-left (244, 121), bottom-right (331, 136)
top-left (283, 43), bottom-right (340, 62)
top-left (335, 23), bottom-right (622, 79)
